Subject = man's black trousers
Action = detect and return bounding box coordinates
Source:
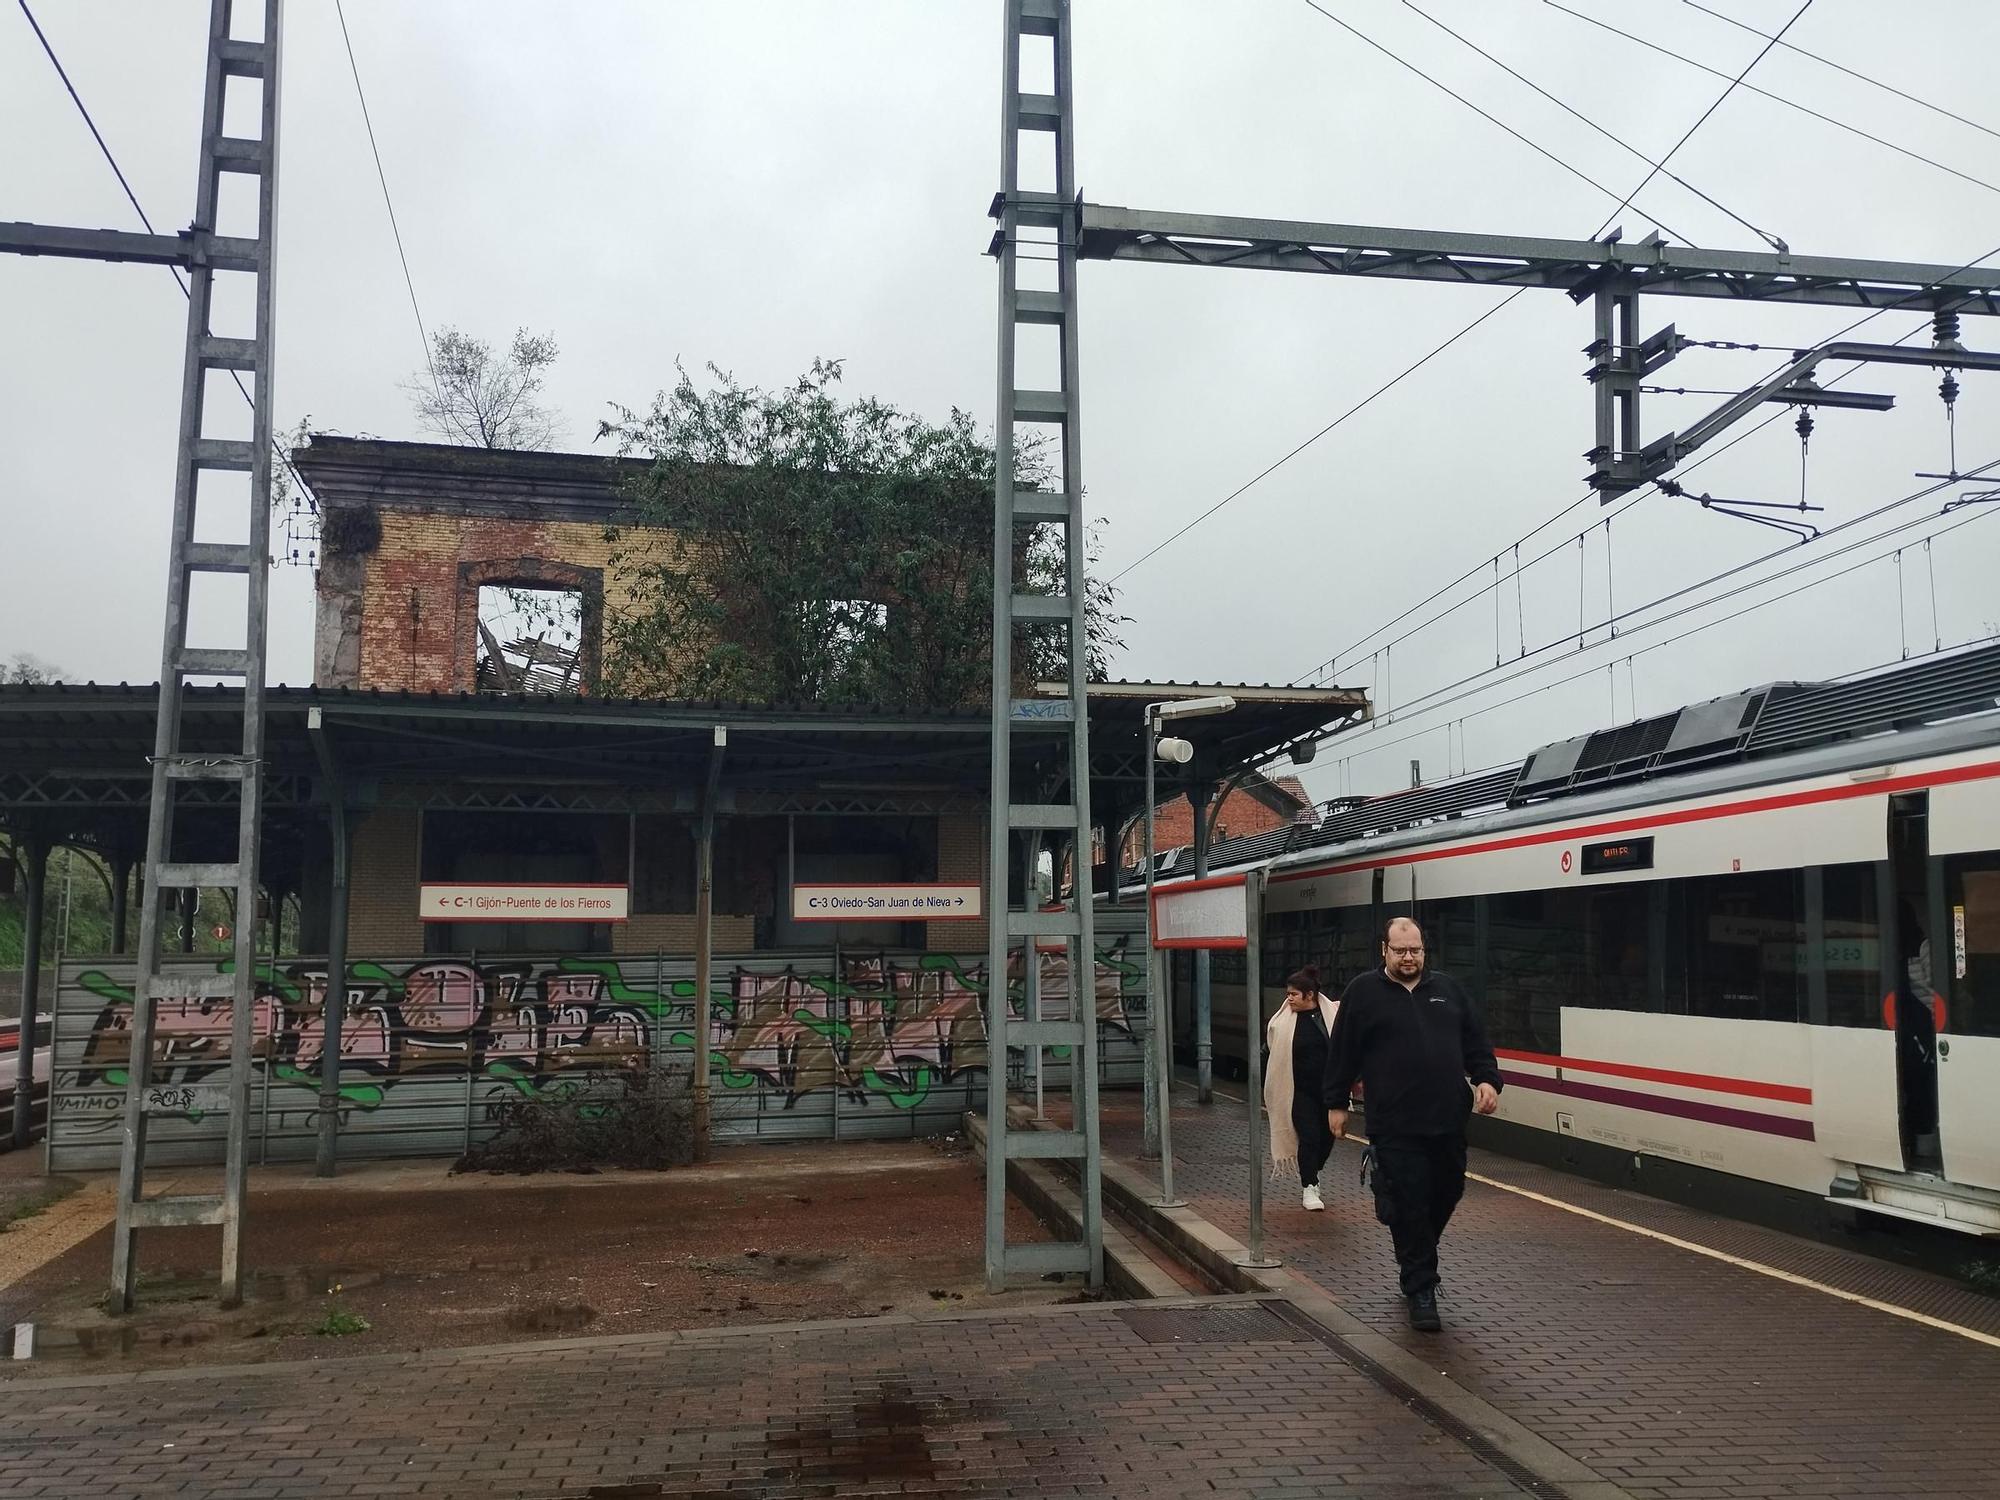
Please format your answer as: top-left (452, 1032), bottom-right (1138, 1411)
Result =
top-left (1368, 1132), bottom-right (1468, 1297)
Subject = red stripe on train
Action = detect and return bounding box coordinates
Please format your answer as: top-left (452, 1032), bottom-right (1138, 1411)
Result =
top-left (1495, 1047), bottom-right (1812, 1105)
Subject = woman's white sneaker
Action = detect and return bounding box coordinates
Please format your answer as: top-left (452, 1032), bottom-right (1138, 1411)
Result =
top-left (1302, 1184), bottom-right (1324, 1211)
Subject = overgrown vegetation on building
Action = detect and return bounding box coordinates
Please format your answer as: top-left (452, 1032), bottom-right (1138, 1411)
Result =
top-left (598, 359), bottom-right (1126, 708)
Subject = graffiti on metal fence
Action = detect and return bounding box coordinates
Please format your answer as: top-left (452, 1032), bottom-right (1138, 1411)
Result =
top-left (58, 945), bottom-right (1140, 1124)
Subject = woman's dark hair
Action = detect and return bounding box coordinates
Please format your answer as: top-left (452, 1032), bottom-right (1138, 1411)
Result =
top-left (1285, 965), bottom-right (1321, 993)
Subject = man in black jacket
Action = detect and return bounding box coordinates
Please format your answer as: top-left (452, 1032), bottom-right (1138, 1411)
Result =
top-left (1324, 915), bottom-right (1501, 1331)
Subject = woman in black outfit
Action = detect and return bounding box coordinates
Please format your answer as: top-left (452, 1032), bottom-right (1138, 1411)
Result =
top-left (1263, 964), bottom-right (1341, 1210)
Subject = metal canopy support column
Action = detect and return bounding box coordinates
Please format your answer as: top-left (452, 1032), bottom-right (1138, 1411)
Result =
top-left (986, 0), bottom-right (1102, 1291)
top-left (10, 832), bottom-right (49, 1150)
top-left (1190, 776), bottom-right (1215, 1104)
top-left (308, 708), bottom-right (348, 1177)
top-left (109, 0), bottom-right (282, 1314)
top-left (109, 850), bottom-right (132, 955)
top-left (693, 725), bottom-right (727, 1160)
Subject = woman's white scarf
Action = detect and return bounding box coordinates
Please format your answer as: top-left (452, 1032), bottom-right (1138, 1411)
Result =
top-left (1263, 994), bottom-right (1341, 1181)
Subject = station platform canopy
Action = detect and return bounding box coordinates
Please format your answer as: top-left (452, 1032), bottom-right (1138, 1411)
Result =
top-left (0, 678), bottom-right (1370, 854)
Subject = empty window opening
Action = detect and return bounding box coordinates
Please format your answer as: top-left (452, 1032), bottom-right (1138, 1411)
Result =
top-left (477, 583), bottom-right (583, 694)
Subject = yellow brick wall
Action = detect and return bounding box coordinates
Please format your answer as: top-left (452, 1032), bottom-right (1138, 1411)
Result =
top-left (930, 813), bottom-right (989, 951)
top-left (348, 807), bottom-right (424, 953)
top-left (358, 511), bottom-right (703, 693)
top-left (612, 914), bottom-right (756, 955)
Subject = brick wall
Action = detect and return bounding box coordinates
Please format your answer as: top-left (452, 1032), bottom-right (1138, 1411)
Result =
top-left (352, 512), bottom-right (697, 693)
top-left (612, 914), bottom-right (756, 954)
top-left (1118, 778), bottom-right (1309, 865)
top-left (930, 813), bottom-right (988, 951)
top-left (348, 808), bottom-right (424, 953)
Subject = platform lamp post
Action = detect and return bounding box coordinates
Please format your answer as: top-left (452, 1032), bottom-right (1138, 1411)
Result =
top-left (1142, 694), bottom-right (1235, 1208)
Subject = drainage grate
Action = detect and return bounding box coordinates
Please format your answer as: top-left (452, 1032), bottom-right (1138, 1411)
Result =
top-left (1116, 1301), bottom-right (1314, 1345)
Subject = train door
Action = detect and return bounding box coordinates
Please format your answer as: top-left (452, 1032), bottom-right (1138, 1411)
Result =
top-left (1885, 794), bottom-right (1944, 1172)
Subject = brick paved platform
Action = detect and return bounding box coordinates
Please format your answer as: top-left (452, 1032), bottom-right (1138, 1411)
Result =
top-left (0, 1295), bottom-right (1536, 1499)
top-left (1086, 1083), bottom-right (2000, 1500)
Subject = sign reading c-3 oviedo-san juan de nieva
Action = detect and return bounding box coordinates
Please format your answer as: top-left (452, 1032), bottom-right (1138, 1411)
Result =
top-left (791, 883), bottom-right (983, 922)
top-left (419, 883), bottom-right (630, 922)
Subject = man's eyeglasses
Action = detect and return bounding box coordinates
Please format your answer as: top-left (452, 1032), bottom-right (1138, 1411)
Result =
top-left (1386, 945), bottom-right (1425, 957)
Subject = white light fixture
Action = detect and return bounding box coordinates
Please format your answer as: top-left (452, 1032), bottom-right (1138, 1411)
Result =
top-left (1153, 693), bottom-right (1237, 722)
top-left (1155, 736), bottom-right (1194, 764)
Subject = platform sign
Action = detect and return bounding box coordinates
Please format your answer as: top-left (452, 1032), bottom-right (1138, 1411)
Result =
top-left (1150, 873), bottom-right (1249, 950)
top-left (419, 883), bottom-right (629, 922)
top-left (791, 883), bottom-right (982, 922)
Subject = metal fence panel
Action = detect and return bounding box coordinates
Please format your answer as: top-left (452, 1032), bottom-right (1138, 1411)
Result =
top-left (48, 942), bottom-right (1144, 1171)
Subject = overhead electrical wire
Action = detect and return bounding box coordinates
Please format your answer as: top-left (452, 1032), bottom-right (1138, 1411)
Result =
top-left (1108, 0), bottom-right (1728, 586)
top-left (1104, 289), bottom-right (1531, 584)
top-left (1679, 0), bottom-right (2000, 144)
top-left (1299, 0), bottom-right (1696, 243)
top-left (14, 0), bottom-right (313, 515)
top-left (1398, 0), bottom-right (1785, 252)
top-left (1328, 456), bottom-right (2000, 740)
top-left (1293, 214), bottom-right (2000, 691)
top-left (1326, 506), bottom-right (2000, 776)
top-left (1112, 0), bottom-right (1806, 593)
top-left (1541, 0), bottom-right (2000, 200)
top-left (333, 0), bottom-right (440, 399)
top-left (1588, 0), bottom-right (1811, 241)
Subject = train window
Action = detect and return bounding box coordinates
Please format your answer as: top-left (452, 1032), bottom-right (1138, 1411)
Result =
top-left (1417, 897), bottom-right (1477, 981)
top-left (1584, 884), bottom-right (1652, 1013)
top-left (1820, 862), bottom-right (1883, 1028)
top-left (1945, 852), bottom-right (2000, 1038)
top-left (1483, 888), bottom-right (1583, 1053)
top-left (1668, 870), bottom-right (1807, 1024)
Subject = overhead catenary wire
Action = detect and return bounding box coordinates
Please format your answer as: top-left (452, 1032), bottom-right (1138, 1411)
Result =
top-left (15, 0), bottom-right (314, 518)
top-left (1337, 456), bottom-right (2000, 737)
top-left (1324, 500), bottom-right (2000, 774)
top-left (334, 0), bottom-right (440, 400)
top-left (1110, 0), bottom-right (1752, 588)
top-left (1679, 0), bottom-right (2000, 144)
top-left (1286, 9), bottom-right (1820, 686)
top-left (1397, 0), bottom-right (1788, 252)
top-left (1300, 0), bottom-right (1697, 244)
top-left (1592, 0), bottom-right (1812, 241)
top-left (1294, 218), bottom-right (2000, 690)
top-left (1541, 0), bottom-right (2000, 200)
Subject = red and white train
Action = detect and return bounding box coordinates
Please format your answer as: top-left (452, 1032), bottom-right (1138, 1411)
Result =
top-left (1162, 644), bottom-right (2000, 1239)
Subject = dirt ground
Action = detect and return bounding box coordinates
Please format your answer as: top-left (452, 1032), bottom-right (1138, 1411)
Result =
top-left (0, 1135), bottom-right (1061, 1373)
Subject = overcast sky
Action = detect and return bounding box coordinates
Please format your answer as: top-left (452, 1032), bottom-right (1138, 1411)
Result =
top-left (6, 0), bottom-right (2000, 802)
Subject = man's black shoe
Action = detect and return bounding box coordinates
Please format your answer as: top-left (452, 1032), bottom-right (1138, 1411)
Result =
top-left (1407, 1289), bottom-right (1442, 1331)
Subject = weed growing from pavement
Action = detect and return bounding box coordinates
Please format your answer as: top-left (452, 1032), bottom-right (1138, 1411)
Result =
top-left (455, 1066), bottom-right (695, 1174)
top-left (4, 1179), bottom-right (79, 1229)
top-left (1965, 1259), bottom-right (2000, 1296)
top-left (313, 1307), bottom-right (371, 1337)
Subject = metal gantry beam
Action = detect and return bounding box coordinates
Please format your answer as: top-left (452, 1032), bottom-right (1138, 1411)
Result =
top-left (986, 0), bottom-right (1104, 1291)
top-left (1075, 205), bottom-right (2000, 313)
top-left (1076, 204), bottom-right (2000, 498)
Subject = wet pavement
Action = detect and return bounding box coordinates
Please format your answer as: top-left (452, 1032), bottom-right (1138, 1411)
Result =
top-left (1083, 1082), bottom-right (2000, 1500)
top-left (0, 1293), bottom-right (1537, 1499)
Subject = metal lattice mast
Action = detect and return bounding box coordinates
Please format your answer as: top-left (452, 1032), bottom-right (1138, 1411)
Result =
top-left (986, 0), bottom-right (1103, 1290)
top-left (110, 0), bottom-right (281, 1314)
